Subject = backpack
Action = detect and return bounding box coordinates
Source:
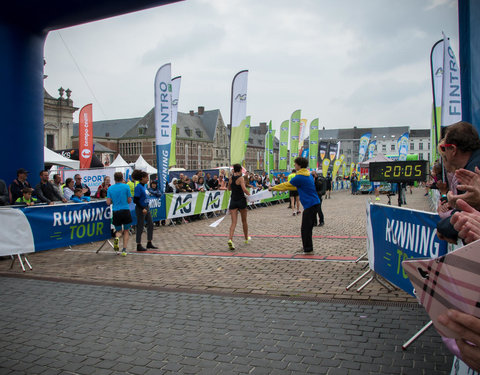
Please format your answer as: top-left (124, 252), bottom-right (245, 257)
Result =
top-left (315, 176), bottom-right (327, 196)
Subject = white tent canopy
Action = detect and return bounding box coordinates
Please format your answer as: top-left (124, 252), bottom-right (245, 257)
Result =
top-left (109, 154), bottom-right (130, 168)
top-left (44, 147), bottom-right (80, 169)
top-left (359, 153), bottom-right (391, 168)
top-left (134, 155), bottom-right (157, 175)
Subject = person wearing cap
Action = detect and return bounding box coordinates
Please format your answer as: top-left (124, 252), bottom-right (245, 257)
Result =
top-left (9, 168), bottom-right (32, 204)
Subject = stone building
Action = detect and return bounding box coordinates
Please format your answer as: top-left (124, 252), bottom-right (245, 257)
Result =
top-left (43, 87), bottom-right (78, 150)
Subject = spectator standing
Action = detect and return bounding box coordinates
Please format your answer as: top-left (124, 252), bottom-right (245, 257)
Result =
top-left (0, 178), bottom-right (8, 205)
top-left (133, 170), bottom-right (158, 251)
top-left (312, 170), bottom-right (326, 226)
top-left (325, 172), bottom-right (332, 199)
top-left (148, 180), bottom-right (162, 197)
top-left (9, 168), bottom-right (31, 204)
top-left (106, 172), bottom-right (132, 256)
top-left (74, 174), bottom-right (91, 197)
top-left (270, 157), bottom-right (320, 254)
top-left (35, 170), bottom-right (67, 205)
top-left (351, 172), bottom-right (358, 195)
top-left (288, 169), bottom-right (301, 215)
top-left (52, 174), bottom-right (63, 197)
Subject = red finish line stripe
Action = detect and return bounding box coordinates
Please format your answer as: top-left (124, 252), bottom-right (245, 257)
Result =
top-left (195, 234), bottom-right (366, 239)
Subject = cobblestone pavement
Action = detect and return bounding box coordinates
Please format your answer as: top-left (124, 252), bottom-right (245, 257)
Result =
top-left (0, 277), bottom-right (452, 375)
top-left (0, 188), bottom-right (434, 302)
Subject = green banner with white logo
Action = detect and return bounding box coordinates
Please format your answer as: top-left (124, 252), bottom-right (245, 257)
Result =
top-left (165, 191), bottom-right (232, 219)
top-left (279, 120), bottom-right (289, 170)
top-left (309, 118), bottom-right (319, 170)
top-left (289, 110), bottom-right (301, 169)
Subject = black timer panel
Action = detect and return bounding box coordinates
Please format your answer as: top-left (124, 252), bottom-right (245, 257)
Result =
top-left (369, 161), bottom-right (428, 182)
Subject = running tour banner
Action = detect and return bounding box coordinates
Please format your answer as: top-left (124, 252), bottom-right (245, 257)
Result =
top-left (358, 132), bottom-right (371, 163)
top-left (309, 119), bottom-right (319, 170)
top-left (169, 76), bottom-right (181, 167)
top-left (154, 63), bottom-right (172, 193)
top-left (365, 202), bottom-right (448, 296)
top-left (289, 109), bottom-right (301, 169)
top-left (279, 120), bottom-right (289, 170)
top-left (0, 201), bottom-right (112, 256)
top-left (230, 70), bottom-right (248, 165)
top-left (79, 104), bottom-right (93, 169)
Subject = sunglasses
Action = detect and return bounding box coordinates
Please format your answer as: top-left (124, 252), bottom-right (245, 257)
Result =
top-left (439, 143), bottom-right (455, 152)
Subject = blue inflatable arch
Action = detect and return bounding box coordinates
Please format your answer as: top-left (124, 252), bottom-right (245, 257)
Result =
top-left (0, 0), bottom-right (478, 185)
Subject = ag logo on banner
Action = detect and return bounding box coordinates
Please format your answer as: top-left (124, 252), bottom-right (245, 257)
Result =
top-left (202, 191), bottom-right (223, 213)
top-left (167, 192), bottom-right (198, 218)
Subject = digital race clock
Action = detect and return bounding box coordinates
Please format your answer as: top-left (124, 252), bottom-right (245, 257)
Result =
top-left (368, 160), bottom-right (428, 182)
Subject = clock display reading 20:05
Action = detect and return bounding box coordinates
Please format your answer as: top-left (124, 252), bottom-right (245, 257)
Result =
top-left (368, 161), bottom-right (428, 182)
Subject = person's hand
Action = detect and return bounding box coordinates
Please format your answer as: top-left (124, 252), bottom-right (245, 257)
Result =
top-left (438, 200), bottom-right (451, 214)
top-left (451, 199), bottom-right (480, 243)
top-left (142, 208), bottom-right (148, 215)
top-left (82, 188), bottom-right (89, 194)
top-left (438, 309), bottom-right (480, 372)
top-left (268, 187), bottom-right (272, 191)
top-left (436, 181), bottom-right (448, 195)
top-left (449, 167), bottom-right (480, 210)
top-left (48, 202), bottom-right (54, 205)
top-left (62, 198), bottom-right (68, 203)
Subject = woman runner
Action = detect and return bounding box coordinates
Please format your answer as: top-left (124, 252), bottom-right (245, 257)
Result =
top-left (227, 164), bottom-right (251, 250)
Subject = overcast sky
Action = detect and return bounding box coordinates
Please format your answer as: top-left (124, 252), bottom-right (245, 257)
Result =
top-left (44, 0), bottom-right (459, 135)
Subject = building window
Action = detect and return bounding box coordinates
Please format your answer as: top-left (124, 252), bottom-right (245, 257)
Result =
top-left (391, 144), bottom-right (395, 151)
top-left (410, 142), bottom-right (414, 150)
top-left (419, 143), bottom-right (423, 150)
top-left (419, 153), bottom-right (423, 160)
top-left (46, 134), bottom-right (54, 149)
top-left (382, 144), bottom-right (387, 152)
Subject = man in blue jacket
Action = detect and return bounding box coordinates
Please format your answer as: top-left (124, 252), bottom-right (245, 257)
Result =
top-left (269, 157), bottom-right (320, 254)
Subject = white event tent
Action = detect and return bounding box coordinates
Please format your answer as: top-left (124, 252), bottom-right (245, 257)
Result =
top-left (44, 147), bottom-right (80, 169)
top-left (109, 154), bottom-right (130, 168)
top-left (134, 155), bottom-right (157, 175)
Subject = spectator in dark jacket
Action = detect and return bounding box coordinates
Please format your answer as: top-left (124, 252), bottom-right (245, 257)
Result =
top-left (312, 170), bottom-right (326, 226)
top-left (0, 179), bottom-right (9, 205)
top-left (35, 170), bottom-right (67, 205)
top-left (9, 168), bottom-right (31, 204)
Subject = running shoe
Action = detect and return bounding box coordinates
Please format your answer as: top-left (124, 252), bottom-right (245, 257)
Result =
top-left (244, 236), bottom-right (252, 244)
top-left (121, 249), bottom-right (127, 257)
top-left (228, 239), bottom-right (235, 250)
top-left (113, 237), bottom-right (119, 252)
top-left (375, 197), bottom-right (380, 201)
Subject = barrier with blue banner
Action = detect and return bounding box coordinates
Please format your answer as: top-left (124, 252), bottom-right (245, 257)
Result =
top-left (366, 203), bottom-right (448, 296)
top-left (0, 201), bottom-right (112, 256)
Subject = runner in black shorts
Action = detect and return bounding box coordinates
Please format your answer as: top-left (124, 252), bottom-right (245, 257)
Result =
top-left (227, 164), bottom-right (251, 250)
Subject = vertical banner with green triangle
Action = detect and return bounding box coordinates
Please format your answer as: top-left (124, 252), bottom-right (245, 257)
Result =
top-left (309, 119), bottom-right (319, 170)
top-left (230, 70), bottom-right (248, 165)
top-left (279, 120), bottom-right (289, 170)
top-left (289, 109), bottom-right (301, 169)
top-left (169, 76), bottom-right (181, 167)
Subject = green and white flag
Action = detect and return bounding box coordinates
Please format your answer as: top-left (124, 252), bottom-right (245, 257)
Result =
top-left (264, 131), bottom-right (269, 172)
top-left (230, 70), bottom-right (248, 165)
top-left (279, 120), bottom-right (289, 170)
top-left (430, 39), bottom-right (443, 163)
top-left (268, 121), bottom-right (275, 181)
top-left (166, 191), bottom-right (231, 219)
top-left (169, 76), bottom-right (181, 167)
top-left (309, 119), bottom-right (319, 170)
top-left (289, 109), bottom-right (301, 168)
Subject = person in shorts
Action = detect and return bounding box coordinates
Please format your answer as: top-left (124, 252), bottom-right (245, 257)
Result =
top-left (227, 164), bottom-right (251, 250)
top-left (106, 172), bottom-right (132, 256)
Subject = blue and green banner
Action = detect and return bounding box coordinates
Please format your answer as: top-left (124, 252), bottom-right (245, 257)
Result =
top-left (368, 140), bottom-right (376, 160)
top-left (289, 110), bottom-right (301, 169)
top-left (279, 120), bottom-right (289, 170)
top-left (397, 132), bottom-right (409, 161)
top-left (154, 63), bottom-right (172, 193)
